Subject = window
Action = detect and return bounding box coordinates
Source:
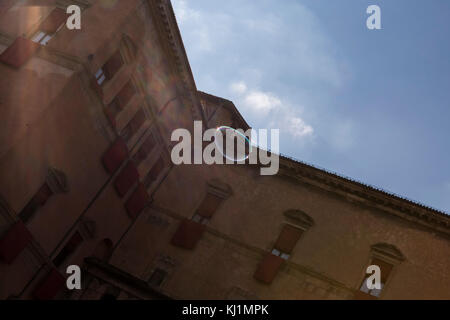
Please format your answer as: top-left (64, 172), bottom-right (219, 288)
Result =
top-left (114, 161), bottom-right (139, 197)
top-left (0, 37), bottom-right (40, 68)
top-left (253, 223), bottom-right (305, 284)
top-left (0, 221), bottom-right (32, 264)
top-left (95, 68), bottom-right (106, 85)
top-left (95, 50), bottom-right (124, 86)
top-left (53, 231), bottom-right (83, 267)
top-left (107, 82), bottom-right (137, 120)
top-left (190, 193), bottom-right (223, 225)
top-left (271, 224), bottom-right (303, 260)
top-left (196, 193), bottom-right (222, 220)
top-left (31, 31), bottom-right (53, 46)
top-left (102, 138), bottom-right (129, 174)
top-left (120, 108), bottom-right (146, 142)
top-left (170, 218), bottom-right (206, 250)
top-left (355, 243), bottom-right (404, 300)
top-left (143, 157), bottom-right (165, 188)
top-left (125, 183), bottom-right (150, 219)
top-left (132, 134), bottom-right (156, 166)
top-left (191, 213), bottom-right (208, 225)
top-left (19, 183), bottom-right (53, 223)
top-left (148, 268), bottom-right (167, 287)
top-left (358, 258), bottom-right (393, 298)
top-left (31, 8), bottom-right (67, 46)
top-left (116, 81), bottom-right (136, 108)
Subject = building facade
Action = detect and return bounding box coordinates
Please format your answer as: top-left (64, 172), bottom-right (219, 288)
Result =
top-left (0, 0), bottom-right (449, 300)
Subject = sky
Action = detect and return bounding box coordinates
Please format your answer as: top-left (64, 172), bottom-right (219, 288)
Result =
top-left (172, 0), bottom-right (450, 214)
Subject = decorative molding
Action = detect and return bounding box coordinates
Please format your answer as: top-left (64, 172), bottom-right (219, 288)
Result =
top-left (147, 0), bottom-right (205, 123)
top-left (55, 0), bottom-right (91, 11)
top-left (279, 158), bottom-right (450, 236)
top-left (283, 209), bottom-right (314, 230)
top-left (207, 178), bottom-right (232, 200)
top-left (371, 243), bottom-right (405, 263)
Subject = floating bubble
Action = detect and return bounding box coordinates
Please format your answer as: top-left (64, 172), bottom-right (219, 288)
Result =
top-left (214, 126), bottom-right (252, 162)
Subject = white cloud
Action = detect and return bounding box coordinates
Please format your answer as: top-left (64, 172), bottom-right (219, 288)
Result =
top-left (286, 116), bottom-right (314, 138)
top-left (230, 81), bottom-right (247, 95)
top-left (229, 81), bottom-right (313, 139)
top-left (242, 90), bottom-right (281, 114)
top-left (173, 0), bottom-right (347, 145)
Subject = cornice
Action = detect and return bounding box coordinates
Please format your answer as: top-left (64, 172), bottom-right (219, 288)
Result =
top-left (147, 0), bottom-right (206, 124)
top-left (278, 156), bottom-right (450, 236)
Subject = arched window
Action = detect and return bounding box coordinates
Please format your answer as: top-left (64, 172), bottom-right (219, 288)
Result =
top-left (355, 243), bottom-right (405, 300)
top-left (254, 209), bottom-right (314, 284)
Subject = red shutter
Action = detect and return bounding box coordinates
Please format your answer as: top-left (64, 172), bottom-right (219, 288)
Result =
top-left (371, 258), bottom-right (393, 283)
top-left (125, 183), bottom-right (150, 219)
top-left (103, 50), bottom-right (123, 80)
top-left (116, 81), bottom-right (135, 108)
top-left (171, 219), bottom-right (206, 250)
top-left (253, 253), bottom-right (284, 284)
top-left (0, 37), bottom-right (40, 68)
top-left (274, 225), bottom-right (303, 254)
top-left (102, 138), bottom-right (129, 174)
top-left (33, 268), bottom-right (65, 300)
top-left (197, 193), bottom-right (222, 219)
top-left (114, 162), bottom-right (139, 197)
top-left (39, 8), bottom-right (67, 33)
top-left (0, 221), bottom-right (33, 264)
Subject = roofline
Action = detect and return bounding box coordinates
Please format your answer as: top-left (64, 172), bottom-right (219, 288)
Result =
top-left (197, 90), bottom-right (251, 130)
top-left (278, 153), bottom-right (450, 235)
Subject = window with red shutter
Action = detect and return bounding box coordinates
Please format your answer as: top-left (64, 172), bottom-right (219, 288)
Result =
top-left (132, 135), bottom-right (156, 165)
top-left (116, 81), bottom-right (135, 108)
top-left (33, 268), bottom-right (65, 300)
top-left (171, 219), bottom-right (206, 250)
top-left (125, 183), bottom-right (150, 219)
top-left (106, 98), bottom-right (122, 120)
top-left (52, 231), bottom-right (83, 267)
top-left (120, 108), bottom-right (146, 142)
top-left (102, 138), bottom-right (129, 174)
top-left (273, 224), bottom-right (303, 257)
top-left (103, 50), bottom-right (124, 80)
top-left (0, 221), bottom-right (32, 264)
top-left (358, 258), bottom-right (394, 298)
top-left (114, 161), bottom-right (139, 197)
top-left (144, 157), bottom-right (165, 187)
top-left (19, 183), bottom-right (54, 223)
top-left (39, 8), bottom-right (67, 33)
top-left (196, 193), bottom-right (222, 219)
top-left (31, 8), bottom-right (67, 46)
top-left (0, 37), bottom-right (40, 68)
top-left (253, 253), bottom-right (284, 284)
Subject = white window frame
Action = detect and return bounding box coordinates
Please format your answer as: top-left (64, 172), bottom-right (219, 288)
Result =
top-left (95, 68), bottom-right (106, 85)
top-left (271, 248), bottom-right (290, 260)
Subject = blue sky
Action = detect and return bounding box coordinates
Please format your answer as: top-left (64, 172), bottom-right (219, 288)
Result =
top-left (172, 0), bottom-right (450, 213)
